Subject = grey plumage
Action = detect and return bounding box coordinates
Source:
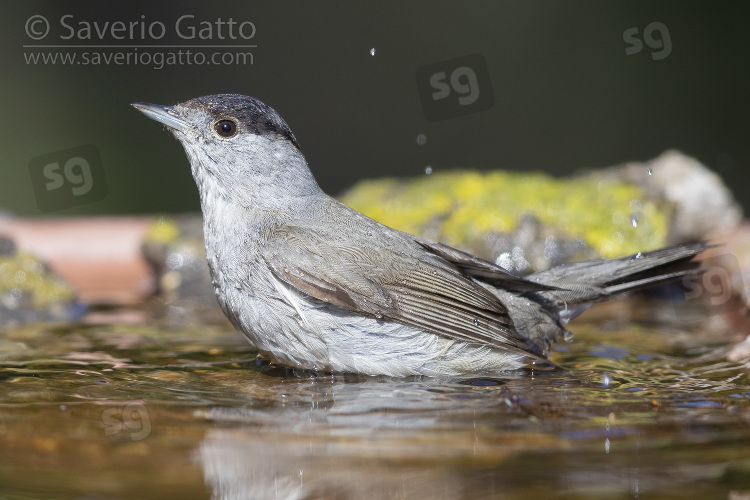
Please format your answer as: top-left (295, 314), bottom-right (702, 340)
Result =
top-left (132, 94), bottom-right (709, 376)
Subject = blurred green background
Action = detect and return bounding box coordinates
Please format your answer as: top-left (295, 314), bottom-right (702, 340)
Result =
top-left (1, 1), bottom-right (748, 216)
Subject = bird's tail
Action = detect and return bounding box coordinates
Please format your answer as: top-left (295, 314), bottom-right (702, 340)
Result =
top-left (528, 241), bottom-right (713, 323)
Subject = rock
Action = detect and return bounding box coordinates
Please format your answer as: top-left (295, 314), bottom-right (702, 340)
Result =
top-left (141, 216), bottom-right (230, 328)
top-left (480, 215), bottom-right (595, 275)
top-left (339, 168), bottom-right (670, 273)
top-left (0, 241), bottom-right (83, 326)
top-left (339, 151), bottom-right (743, 275)
top-left (601, 150), bottom-right (743, 243)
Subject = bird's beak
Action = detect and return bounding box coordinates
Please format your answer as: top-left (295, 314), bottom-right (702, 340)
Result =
top-left (131, 102), bottom-right (191, 132)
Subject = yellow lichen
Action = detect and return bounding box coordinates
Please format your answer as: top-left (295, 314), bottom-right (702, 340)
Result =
top-left (339, 170), bottom-right (670, 258)
top-left (0, 252), bottom-right (75, 309)
top-left (145, 216), bottom-right (180, 245)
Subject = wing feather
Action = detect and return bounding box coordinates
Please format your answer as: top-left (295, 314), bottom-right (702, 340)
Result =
top-left (262, 223), bottom-right (545, 359)
top-left (413, 238), bottom-right (560, 293)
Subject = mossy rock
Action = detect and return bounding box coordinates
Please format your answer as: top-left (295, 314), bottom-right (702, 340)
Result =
top-left (0, 250), bottom-right (80, 325)
top-left (339, 170), bottom-right (670, 263)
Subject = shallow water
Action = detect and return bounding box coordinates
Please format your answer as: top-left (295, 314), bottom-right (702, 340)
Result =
top-left (1, 300), bottom-right (749, 499)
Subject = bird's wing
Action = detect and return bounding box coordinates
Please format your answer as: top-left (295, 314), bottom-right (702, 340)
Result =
top-left (412, 237), bottom-right (560, 293)
top-left (262, 224), bottom-right (545, 359)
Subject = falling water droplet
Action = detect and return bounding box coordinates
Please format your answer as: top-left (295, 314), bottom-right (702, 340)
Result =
top-left (369, 47), bottom-right (376, 56)
top-left (647, 167), bottom-right (652, 175)
top-left (630, 214), bottom-right (639, 228)
top-left (602, 373), bottom-right (612, 387)
top-left (416, 134), bottom-right (427, 145)
top-left (424, 166), bottom-right (433, 175)
top-left (473, 318), bottom-right (479, 326)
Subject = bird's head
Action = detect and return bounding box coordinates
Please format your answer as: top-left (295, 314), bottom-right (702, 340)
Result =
top-left (132, 94), bottom-right (320, 207)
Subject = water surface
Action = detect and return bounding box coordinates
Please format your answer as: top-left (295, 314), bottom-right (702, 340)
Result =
top-left (1, 300), bottom-right (749, 499)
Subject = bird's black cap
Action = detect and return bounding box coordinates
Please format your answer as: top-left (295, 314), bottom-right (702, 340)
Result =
top-left (182, 94), bottom-right (300, 149)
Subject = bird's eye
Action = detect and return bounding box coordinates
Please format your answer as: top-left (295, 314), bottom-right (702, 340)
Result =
top-left (214, 119), bottom-right (237, 137)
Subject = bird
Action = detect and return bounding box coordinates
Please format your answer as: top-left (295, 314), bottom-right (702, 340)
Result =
top-left (132, 94), bottom-right (709, 376)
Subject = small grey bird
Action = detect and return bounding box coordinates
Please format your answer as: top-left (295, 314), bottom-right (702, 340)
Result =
top-left (133, 94), bottom-right (708, 376)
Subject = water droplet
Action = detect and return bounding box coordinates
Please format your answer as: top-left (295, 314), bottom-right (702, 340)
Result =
top-left (375, 310), bottom-right (383, 319)
top-left (472, 318), bottom-right (479, 326)
top-left (630, 214), bottom-right (639, 228)
top-left (631, 252), bottom-right (643, 261)
top-left (416, 134), bottom-right (427, 145)
top-left (605, 437), bottom-right (610, 453)
top-left (563, 330), bottom-right (574, 343)
top-left (369, 47), bottom-right (376, 56)
top-left (424, 166), bottom-right (433, 175)
top-left (602, 373), bottom-right (611, 387)
top-left (647, 167), bottom-right (652, 175)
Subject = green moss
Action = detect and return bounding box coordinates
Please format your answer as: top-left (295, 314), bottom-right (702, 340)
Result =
top-left (339, 170), bottom-right (670, 258)
top-left (0, 251), bottom-right (75, 309)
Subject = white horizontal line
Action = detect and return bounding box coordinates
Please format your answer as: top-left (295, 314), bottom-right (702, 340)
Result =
top-left (23, 45), bottom-right (258, 48)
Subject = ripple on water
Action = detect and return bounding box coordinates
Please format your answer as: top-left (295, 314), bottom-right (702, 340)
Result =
top-left (0, 306), bottom-right (748, 498)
